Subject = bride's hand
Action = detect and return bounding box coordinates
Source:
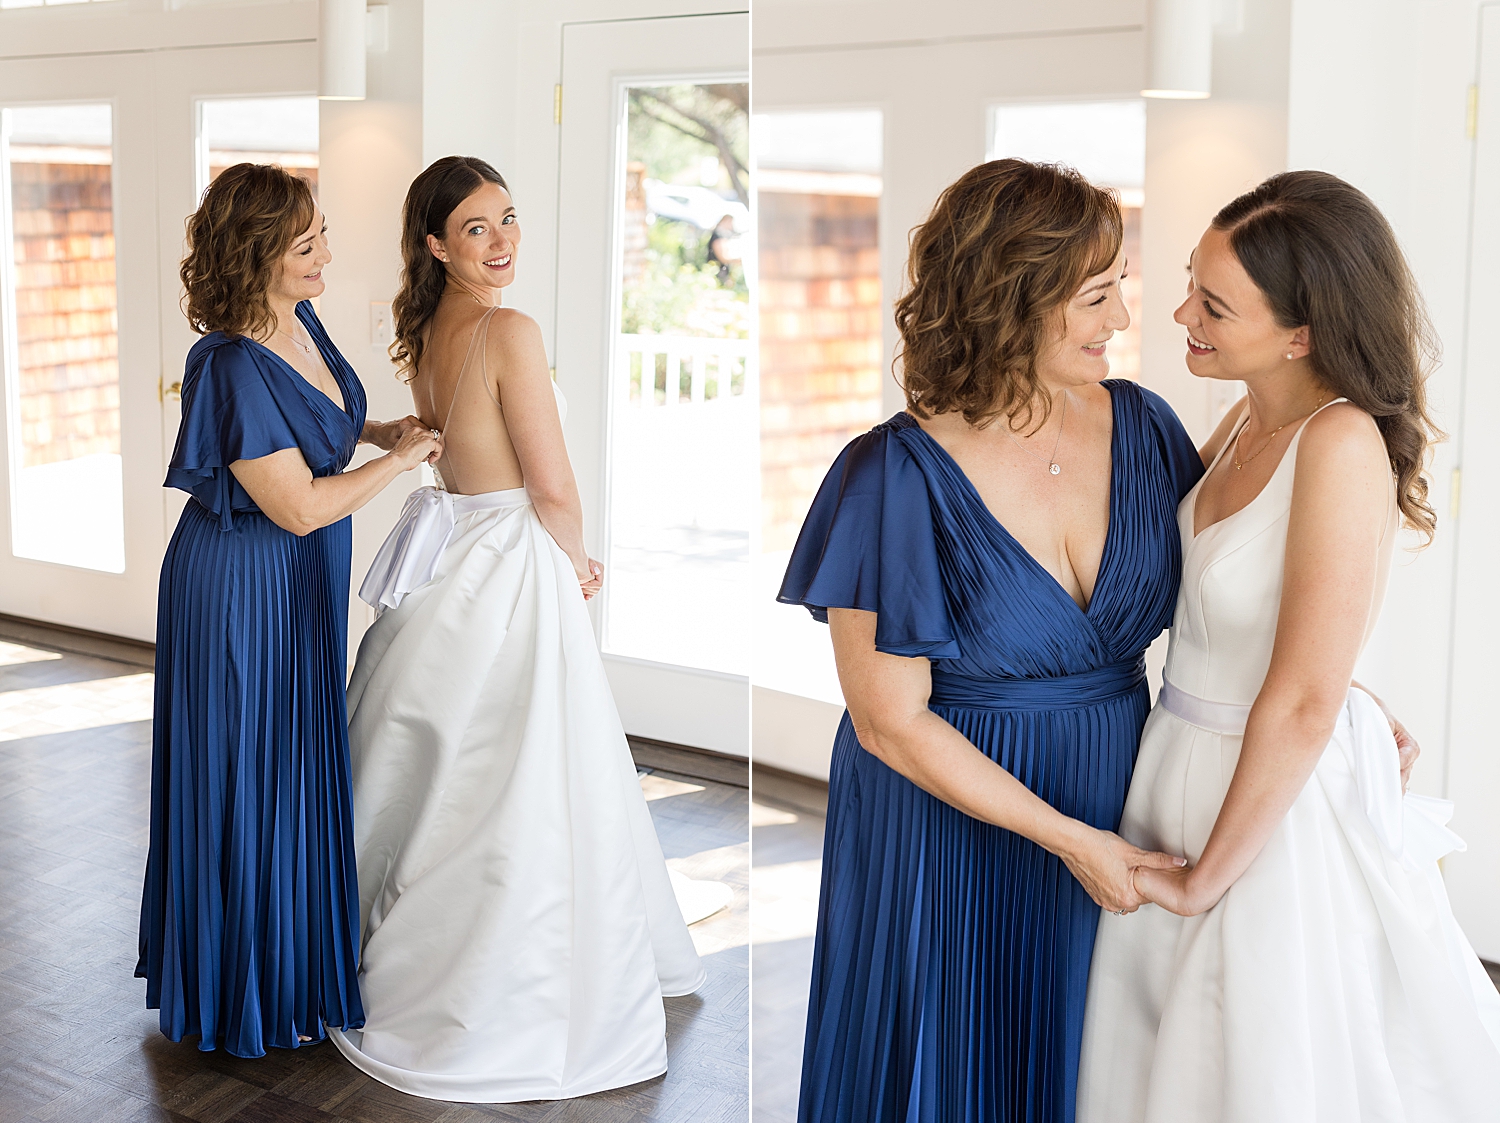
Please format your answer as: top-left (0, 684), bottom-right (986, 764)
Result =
top-left (1393, 721), bottom-right (1420, 794)
top-left (1132, 865), bottom-right (1221, 917)
top-left (1060, 826), bottom-right (1187, 914)
top-left (577, 558), bottom-right (603, 601)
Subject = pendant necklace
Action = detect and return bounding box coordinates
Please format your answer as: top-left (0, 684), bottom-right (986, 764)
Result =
top-left (279, 324), bottom-right (313, 357)
top-left (1008, 392), bottom-right (1068, 476)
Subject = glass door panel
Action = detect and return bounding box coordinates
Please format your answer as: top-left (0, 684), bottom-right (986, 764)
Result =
top-left (197, 96), bottom-right (319, 197)
top-left (987, 101), bottom-right (1147, 384)
top-left (605, 82), bottom-right (750, 676)
top-left (752, 109), bottom-right (883, 709)
top-left (0, 103), bottom-right (123, 572)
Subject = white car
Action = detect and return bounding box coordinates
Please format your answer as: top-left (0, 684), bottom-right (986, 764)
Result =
top-left (644, 179), bottom-right (751, 233)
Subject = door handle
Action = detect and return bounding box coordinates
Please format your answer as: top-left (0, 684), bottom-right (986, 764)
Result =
top-left (159, 378), bottom-right (182, 403)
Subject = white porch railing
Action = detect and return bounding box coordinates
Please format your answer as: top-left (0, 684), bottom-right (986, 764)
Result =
top-left (616, 333), bottom-right (755, 408)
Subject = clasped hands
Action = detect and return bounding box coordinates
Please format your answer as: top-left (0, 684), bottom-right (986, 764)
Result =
top-left (1081, 710), bottom-right (1422, 919)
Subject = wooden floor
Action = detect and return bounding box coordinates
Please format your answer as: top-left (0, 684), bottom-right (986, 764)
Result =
top-left (747, 770), bottom-right (826, 1123)
top-left (0, 631), bottom-right (748, 1123)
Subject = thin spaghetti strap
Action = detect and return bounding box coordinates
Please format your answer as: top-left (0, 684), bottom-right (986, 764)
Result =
top-left (441, 306), bottom-right (499, 434)
top-left (477, 306), bottom-right (503, 409)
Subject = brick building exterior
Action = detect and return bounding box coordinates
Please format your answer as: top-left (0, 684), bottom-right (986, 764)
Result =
top-left (9, 157), bottom-right (118, 469)
top-left (758, 189), bottom-right (883, 552)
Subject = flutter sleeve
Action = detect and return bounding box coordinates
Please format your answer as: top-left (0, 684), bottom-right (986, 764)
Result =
top-left (1140, 385), bottom-right (1206, 501)
top-left (164, 338), bottom-right (301, 529)
top-left (777, 421), bottom-right (959, 660)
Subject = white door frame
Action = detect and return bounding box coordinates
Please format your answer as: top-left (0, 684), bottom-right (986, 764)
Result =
top-left (0, 43), bottom-right (318, 642)
top-left (555, 12), bottom-right (749, 755)
top-left (1443, 1), bottom-right (1500, 961)
top-left (0, 53), bottom-right (162, 640)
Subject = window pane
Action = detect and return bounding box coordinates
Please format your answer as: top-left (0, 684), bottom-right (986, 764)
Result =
top-left (753, 109), bottom-right (883, 705)
top-left (198, 96), bottom-right (318, 198)
top-left (605, 83), bottom-right (751, 675)
top-left (2, 103), bottom-right (122, 572)
top-left (988, 100), bottom-right (1145, 382)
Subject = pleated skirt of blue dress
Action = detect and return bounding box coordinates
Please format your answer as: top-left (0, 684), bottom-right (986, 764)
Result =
top-left (137, 500), bottom-right (365, 1057)
top-left (800, 672), bottom-right (1150, 1123)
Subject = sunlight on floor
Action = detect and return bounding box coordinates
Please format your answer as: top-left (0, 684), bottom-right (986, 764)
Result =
top-left (0, 670), bottom-right (153, 742)
top-left (750, 856), bottom-right (821, 944)
top-left (0, 641), bottom-right (62, 667)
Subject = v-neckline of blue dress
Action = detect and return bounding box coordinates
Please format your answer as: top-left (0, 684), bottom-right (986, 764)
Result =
top-left (896, 382), bottom-right (1121, 621)
top-left (247, 304), bottom-right (356, 424)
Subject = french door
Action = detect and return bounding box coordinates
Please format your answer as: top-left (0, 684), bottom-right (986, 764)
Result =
top-left (0, 43), bottom-right (316, 641)
top-left (555, 13), bottom-right (750, 755)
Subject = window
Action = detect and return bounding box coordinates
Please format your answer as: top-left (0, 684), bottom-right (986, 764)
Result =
top-left (605, 82), bottom-right (751, 675)
top-left (1, 103), bottom-right (123, 572)
top-left (197, 96), bottom-right (318, 199)
top-left (752, 108), bottom-right (883, 705)
top-left (988, 100), bottom-right (1145, 382)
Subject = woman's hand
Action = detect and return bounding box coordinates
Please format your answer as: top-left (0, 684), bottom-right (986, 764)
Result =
top-left (1353, 680), bottom-right (1421, 794)
top-left (1394, 721), bottom-right (1420, 794)
top-left (362, 415), bottom-right (430, 451)
top-left (1132, 864), bottom-right (1222, 917)
top-left (390, 426), bottom-right (443, 470)
top-left (1058, 826), bottom-right (1187, 914)
top-left (577, 558), bottom-right (604, 601)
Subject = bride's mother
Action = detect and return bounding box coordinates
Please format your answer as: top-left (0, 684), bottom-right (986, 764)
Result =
top-left (781, 160), bottom-right (1199, 1123)
top-left (136, 163), bottom-right (440, 1057)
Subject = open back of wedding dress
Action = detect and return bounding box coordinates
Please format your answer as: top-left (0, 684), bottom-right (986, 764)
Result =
top-left (328, 307), bottom-right (706, 1102)
top-left (1078, 400), bottom-right (1500, 1122)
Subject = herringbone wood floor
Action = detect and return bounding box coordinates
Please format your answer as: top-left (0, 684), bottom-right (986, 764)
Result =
top-left (0, 631), bottom-right (747, 1123)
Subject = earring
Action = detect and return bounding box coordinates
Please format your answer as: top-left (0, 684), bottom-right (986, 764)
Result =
top-left (1286, 352), bottom-right (1295, 360)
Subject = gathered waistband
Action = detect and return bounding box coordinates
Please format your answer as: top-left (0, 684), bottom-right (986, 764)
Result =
top-left (928, 658), bottom-right (1146, 711)
top-left (358, 485), bottom-right (530, 612)
top-left (1158, 680), bottom-right (1252, 735)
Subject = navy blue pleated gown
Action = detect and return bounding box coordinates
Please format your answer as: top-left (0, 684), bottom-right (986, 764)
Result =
top-left (780, 381), bottom-right (1202, 1123)
top-left (137, 301), bottom-right (367, 1057)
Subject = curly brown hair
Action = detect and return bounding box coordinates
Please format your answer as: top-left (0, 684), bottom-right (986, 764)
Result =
top-left (180, 163), bottom-right (315, 340)
top-left (1212, 171), bottom-right (1442, 542)
top-left (895, 159), bottom-right (1123, 431)
top-left (390, 156), bottom-right (510, 380)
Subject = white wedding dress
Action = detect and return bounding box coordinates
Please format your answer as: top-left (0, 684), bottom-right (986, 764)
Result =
top-left (1078, 400), bottom-right (1500, 1122)
top-left (328, 309), bottom-right (706, 1102)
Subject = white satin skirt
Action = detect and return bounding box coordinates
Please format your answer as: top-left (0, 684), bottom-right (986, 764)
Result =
top-left (1078, 684), bottom-right (1500, 1122)
top-left (329, 487), bottom-right (706, 1102)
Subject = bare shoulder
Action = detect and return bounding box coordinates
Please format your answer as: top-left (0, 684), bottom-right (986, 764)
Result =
top-left (484, 306), bottom-right (542, 346)
top-left (1298, 399), bottom-right (1384, 462)
top-left (482, 307), bottom-right (547, 378)
top-left (1295, 400), bottom-right (1389, 496)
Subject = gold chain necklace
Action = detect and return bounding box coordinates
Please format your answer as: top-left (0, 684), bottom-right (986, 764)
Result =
top-left (1232, 393), bottom-right (1327, 471)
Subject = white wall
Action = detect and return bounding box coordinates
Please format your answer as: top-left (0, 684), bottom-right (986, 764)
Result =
top-left (1138, 0), bottom-right (1291, 434)
top-left (1285, 0), bottom-right (1478, 803)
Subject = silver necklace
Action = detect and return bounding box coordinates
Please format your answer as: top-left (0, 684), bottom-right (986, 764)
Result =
top-left (278, 324), bottom-right (313, 357)
top-left (1008, 392), bottom-right (1068, 476)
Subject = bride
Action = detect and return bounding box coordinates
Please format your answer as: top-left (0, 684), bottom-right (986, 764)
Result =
top-left (328, 156), bottom-right (706, 1101)
top-left (1078, 171), bottom-right (1500, 1120)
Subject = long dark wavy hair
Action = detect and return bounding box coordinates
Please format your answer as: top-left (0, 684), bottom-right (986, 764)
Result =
top-left (180, 163), bottom-right (315, 340)
top-left (390, 155), bottom-right (510, 379)
top-left (894, 159), bottom-right (1123, 431)
top-left (1213, 171), bottom-right (1441, 542)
